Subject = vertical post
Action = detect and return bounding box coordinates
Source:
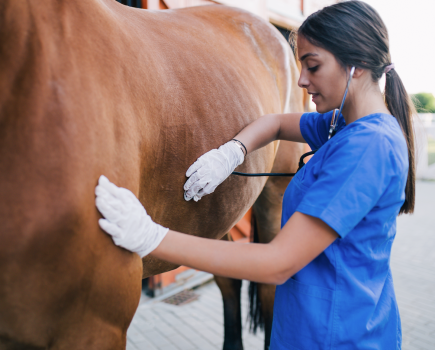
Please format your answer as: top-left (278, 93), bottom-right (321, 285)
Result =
top-left (143, 0), bottom-right (161, 9)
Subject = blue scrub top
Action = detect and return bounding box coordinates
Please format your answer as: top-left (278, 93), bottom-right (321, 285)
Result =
top-left (270, 111), bottom-right (408, 350)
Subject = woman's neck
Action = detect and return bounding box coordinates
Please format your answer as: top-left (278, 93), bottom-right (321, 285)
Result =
top-left (341, 79), bottom-right (390, 125)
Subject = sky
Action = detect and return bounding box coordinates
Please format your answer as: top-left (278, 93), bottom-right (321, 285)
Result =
top-left (363, 0), bottom-right (435, 96)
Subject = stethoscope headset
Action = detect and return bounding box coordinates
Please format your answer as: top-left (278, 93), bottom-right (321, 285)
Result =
top-left (231, 67), bottom-right (356, 178)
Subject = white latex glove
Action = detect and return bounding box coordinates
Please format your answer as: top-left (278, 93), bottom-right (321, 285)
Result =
top-left (95, 175), bottom-right (169, 258)
top-left (184, 141), bottom-right (244, 202)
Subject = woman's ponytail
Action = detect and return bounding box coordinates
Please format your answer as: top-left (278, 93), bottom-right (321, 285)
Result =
top-left (384, 70), bottom-right (416, 214)
top-left (299, 1), bottom-right (416, 215)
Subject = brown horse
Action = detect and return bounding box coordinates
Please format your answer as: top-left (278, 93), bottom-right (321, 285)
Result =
top-left (0, 1), bottom-right (302, 349)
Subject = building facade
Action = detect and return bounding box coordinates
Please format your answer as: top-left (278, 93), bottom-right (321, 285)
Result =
top-left (118, 0), bottom-right (338, 29)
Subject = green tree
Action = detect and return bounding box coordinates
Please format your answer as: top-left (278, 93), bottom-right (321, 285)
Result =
top-left (412, 92), bottom-right (435, 113)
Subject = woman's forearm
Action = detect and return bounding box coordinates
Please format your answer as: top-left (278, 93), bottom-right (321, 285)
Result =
top-left (233, 113), bottom-right (305, 154)
top-left (234, 114), bottom-right (281, 155)
top-left (150, 212), bottom-right (337, 286)
top-left (151, 230), bottom-right (287, 284)
top-left (96, 173), bottom-right (338, 284)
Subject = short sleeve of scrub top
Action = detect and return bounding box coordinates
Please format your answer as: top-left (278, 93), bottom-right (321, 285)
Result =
top-left (297, 112), bottom-right (404, 238)
top-left (299, 110), bottom-right (346, 151)
top-left (271, 112), bottom-right (408, 350)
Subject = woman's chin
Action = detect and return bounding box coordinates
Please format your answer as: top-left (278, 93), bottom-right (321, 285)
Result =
top-left (315, 104), bottom-right (330, 114)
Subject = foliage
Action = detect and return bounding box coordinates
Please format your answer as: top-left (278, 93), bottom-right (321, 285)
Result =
top-left (412, 92), bottom-right (435, 113)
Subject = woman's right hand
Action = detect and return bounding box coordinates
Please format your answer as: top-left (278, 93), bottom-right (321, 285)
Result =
top-left (184, 141), bottom-right (245, 202)
top-left (95, 175), bottom-right (169, 258)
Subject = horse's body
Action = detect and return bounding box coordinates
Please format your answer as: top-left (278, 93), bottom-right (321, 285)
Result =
top-left (0, 1), bottom-right (302, 348)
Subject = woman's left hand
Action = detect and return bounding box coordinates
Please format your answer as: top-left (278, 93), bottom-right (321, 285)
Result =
top-left (95, 175), bottom-right (169, 258)
top-left (184, 141), bottom-right (244, 202)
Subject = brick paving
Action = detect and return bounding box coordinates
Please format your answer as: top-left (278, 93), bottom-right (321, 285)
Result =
top-left (128, 181), bottom-right (435, 350)
top-left (127, 280), bottom-right (264, 350)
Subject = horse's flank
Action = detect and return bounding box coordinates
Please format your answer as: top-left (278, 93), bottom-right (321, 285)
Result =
top-left (0, 1), bottom-right (299, 348)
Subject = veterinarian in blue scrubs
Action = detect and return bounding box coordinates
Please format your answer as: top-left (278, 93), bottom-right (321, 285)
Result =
top-left (95, 1), bottom-right (415, 348)
top-left (271, 109), bottom-right (407, 349)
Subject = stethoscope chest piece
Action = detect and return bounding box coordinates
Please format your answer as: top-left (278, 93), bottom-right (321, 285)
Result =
top-left (328, 109), bottom-right (339, 140)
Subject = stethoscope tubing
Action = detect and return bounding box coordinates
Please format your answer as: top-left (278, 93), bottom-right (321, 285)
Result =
top-left (231, 150), bottom-right (317, 177)
top-left (232, 171), bottom-right (296, 177)
top-left (232, 66), bottom-right (355, 177)
top-left (329, 66), bottom-right (355, 140)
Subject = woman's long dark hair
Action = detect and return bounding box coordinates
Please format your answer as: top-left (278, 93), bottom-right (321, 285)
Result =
top-left (297, 0), bottom-right (415, 214)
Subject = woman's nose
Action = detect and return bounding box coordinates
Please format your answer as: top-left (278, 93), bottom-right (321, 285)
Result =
top-left (298, 71), bottom-right (309, 89)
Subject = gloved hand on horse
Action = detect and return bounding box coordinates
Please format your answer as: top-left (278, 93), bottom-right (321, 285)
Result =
top-left (95, 175), bottom-right (168, 258)
top-left (95, 140), bottom-right (244, 256)
top-left (184, 141), bottom-right (245, 202)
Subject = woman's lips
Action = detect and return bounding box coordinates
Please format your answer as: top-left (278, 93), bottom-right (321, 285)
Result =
top-left (311, 93), bottom-right (319, 103)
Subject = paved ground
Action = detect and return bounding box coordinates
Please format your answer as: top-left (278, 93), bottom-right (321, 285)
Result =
top-left (392, 181), bottom-right (435, 349)
top-left (127, 181), bottom-right (435, 350)
top-left (127, 280), bottom-right (262, 350)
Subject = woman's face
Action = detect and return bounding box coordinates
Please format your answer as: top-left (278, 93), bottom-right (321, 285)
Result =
top-left (297, 35), bottom-right (349, 113)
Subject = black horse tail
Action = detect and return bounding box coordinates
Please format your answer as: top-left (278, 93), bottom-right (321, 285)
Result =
top-left (248, 212), bottom-right (265, 334)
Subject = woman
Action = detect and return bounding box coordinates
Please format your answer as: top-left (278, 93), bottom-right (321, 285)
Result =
top-left (95, 1), bottom-right (415, 348)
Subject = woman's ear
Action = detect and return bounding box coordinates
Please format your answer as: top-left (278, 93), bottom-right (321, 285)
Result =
top-left (352, 67), bottom-right (365, 79)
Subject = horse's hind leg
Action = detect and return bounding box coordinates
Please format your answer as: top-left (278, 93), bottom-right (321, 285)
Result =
top-left (215, 186), bottom-right (286, 350)
top-left (248, 208), bottom-right (276, 350)
top-left (248, 277), bottom-right (275, 350)
top-left (214, 234), bottom-right (243, 350)
top-left (249, 141), bottom-right (303, 350)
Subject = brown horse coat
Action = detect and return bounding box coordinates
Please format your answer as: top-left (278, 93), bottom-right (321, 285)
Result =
top-left (0, 1), bottom-right (302, 348)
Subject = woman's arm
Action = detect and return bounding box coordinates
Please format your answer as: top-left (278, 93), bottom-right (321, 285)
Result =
top-left (95, 176), bottom-right (338, 285)
top-left (234, 113), bottom-right (305, 155)
top-left (183, 112), bottom-right (305, 201)
top-left (151, 212), bottom-right (337, 285)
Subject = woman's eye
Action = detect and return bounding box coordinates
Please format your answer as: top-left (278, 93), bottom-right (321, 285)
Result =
top-left (308, 65), bottom-right (319, 72)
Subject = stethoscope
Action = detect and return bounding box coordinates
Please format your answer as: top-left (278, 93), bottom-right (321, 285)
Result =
top-left (328, 66), bottom-right (355, 140)
top-left (232, 66), bottom-right (356, 177)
